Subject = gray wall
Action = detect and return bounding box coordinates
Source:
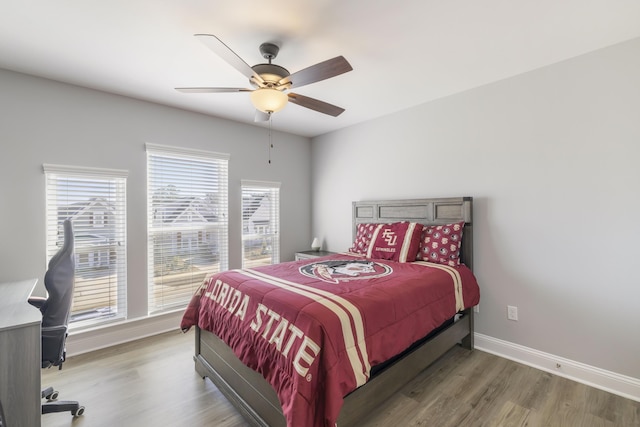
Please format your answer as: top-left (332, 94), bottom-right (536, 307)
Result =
top-left (311, 37), bottom-right (640, 379)
top-left (0, 68), bottom-right (312, 321)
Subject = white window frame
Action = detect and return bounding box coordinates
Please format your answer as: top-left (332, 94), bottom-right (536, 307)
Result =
top-left (241, 180), bottom-right (280, 268)
top-left (146, 143), bottom-right (229, 314)
top-left (43, 163), bottom-right (128, 328)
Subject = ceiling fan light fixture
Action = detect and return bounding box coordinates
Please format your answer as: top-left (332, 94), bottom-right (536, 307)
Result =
top-left (250, 88), bottom-right (288, 113)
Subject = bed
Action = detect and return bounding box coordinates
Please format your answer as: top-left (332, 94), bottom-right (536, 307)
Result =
top-left (181, 197), bottom-right (479, 427)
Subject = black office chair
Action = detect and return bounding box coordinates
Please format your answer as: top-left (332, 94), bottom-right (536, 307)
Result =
top-left (29, 219), bottom-right (85, 417)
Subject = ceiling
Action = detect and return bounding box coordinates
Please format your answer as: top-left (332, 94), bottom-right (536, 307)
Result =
top-left (2, 1), bottom-right (640, 138)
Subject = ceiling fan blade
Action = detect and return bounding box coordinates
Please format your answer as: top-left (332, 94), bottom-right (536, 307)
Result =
top-left (194, 34), bottom-right (264, 85)
top-left (175, 87), bottom-right (251, 93)
top-left (281, 56), bottom-right (352, 89)
top-left (254, 110), bottom-right (271, 122)
top-left (287, 93), bottom-right (345, 117)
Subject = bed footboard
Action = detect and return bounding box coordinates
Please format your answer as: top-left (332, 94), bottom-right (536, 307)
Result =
top-left (193, 308), bottom-right (474, 427)
top-left (195, 327), bottom-right (284, 427)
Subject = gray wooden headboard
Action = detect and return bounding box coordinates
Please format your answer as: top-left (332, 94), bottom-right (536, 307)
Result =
top-left (352, 197), bottom-right (473, 271)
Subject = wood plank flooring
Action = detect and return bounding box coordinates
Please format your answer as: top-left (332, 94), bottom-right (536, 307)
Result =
top-left (41, 330), bottom-right (640, 427)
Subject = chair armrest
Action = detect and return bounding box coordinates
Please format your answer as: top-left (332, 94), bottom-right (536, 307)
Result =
top-left (28, 296), bottom-right (46, 311)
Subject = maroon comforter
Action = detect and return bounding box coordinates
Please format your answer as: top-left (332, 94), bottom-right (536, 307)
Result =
top-left (181, 253), bottom-right (480, 427)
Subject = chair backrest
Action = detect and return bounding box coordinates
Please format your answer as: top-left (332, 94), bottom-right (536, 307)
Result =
top-left (42, 219), bottom-right (75, 329)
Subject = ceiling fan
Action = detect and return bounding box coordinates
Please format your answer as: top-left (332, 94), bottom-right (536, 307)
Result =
top-left (176, 34), bottom-right (353, 121)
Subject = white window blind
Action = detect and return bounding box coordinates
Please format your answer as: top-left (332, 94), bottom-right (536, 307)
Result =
top-left (43, 164), bottom-right (128, 327)
top-left (241, 180), bottom-right (280, 268)
top-left (146, 143), bottom-right (229, 314)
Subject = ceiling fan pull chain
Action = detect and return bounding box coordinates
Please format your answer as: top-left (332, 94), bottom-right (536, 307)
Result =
top-left (268, 112), bottom-right (273, 164)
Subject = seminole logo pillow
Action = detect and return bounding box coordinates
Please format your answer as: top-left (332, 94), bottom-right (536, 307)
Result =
top-left (365, 222), bottom-right (422, 262)
top-left (299, 259), bottom-right (393, 284)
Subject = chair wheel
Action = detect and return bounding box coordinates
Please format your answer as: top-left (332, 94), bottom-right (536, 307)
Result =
top-left (45, 390), bottom-right (59, 400)
top-left (72, 406), bottom-right (85, 417)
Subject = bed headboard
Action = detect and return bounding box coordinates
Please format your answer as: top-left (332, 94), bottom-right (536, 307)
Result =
top-left (352, 197), bottom-right (473, 271)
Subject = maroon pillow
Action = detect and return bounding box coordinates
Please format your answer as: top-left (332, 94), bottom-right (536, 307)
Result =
top-left (366, 222), bottom-right (422, 262)
top-left (417, 221), bottom-right (465, 266)
top-left (348, 223), bottom-right (377, 254)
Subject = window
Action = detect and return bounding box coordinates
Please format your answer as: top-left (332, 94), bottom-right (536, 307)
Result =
top-left (44, 164), bottom-right (127, 327)
top-left (146, 143), bottom-right (229, 314)
top-left (241, 180), bottom-right (280, 268)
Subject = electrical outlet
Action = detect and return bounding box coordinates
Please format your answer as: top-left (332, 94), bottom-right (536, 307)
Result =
top-left (507, 305), bottom-right (518, 321)
top-left (473, 304), bottom-right (479, 314)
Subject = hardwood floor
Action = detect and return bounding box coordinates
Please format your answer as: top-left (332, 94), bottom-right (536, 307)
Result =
top-left (41, 330), bottom-right (640, 427)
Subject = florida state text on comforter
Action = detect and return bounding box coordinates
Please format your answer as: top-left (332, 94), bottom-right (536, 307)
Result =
top-left (181, 253), bottom-right (480, 427)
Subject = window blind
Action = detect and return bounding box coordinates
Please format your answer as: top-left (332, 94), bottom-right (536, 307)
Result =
top-left (146, 143), bottom-right (229, 314)
top-left (241, 180), bottom-right (280, 268)
top-left (43, 164), bottom-right (128, 327)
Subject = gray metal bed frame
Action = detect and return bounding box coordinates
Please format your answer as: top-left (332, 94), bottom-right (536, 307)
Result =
top-left (192, 197), bottom-right (475, 426)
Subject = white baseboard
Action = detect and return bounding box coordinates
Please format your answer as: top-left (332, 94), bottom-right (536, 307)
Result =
top-left (475, 333), bottom-right (640, 402)
top-left (65, 310), bottom-right (184, 356)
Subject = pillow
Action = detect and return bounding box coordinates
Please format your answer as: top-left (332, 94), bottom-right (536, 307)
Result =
top-left (348, 223), bottom-right (377, 254)
top-left (417, 221), bottom-right (465, 266)
top-left (366, 222), bottom-right (422, 262)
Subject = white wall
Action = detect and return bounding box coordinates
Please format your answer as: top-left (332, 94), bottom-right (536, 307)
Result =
top-left (0, 69), bottom-right (311, 336)
top-left (311, 37), bottom-right (640, 383)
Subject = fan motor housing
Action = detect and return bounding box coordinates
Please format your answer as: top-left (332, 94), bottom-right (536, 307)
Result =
top-left (251, 63), bottom-right (290, 87)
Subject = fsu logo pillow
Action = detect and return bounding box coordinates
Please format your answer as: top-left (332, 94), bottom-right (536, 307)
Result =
top-left (366, 222), bottom-right (422, 263)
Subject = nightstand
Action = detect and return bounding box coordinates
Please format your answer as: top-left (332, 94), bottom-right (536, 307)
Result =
top-left (294, 250), bottom-right (336, 261)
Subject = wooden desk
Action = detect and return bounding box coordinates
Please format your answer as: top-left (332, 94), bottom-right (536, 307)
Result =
top-left (0, 279), bottom-right (41, 427)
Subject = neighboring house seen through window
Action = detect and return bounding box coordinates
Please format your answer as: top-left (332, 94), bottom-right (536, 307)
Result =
top-left (44, 164), bottom-right (128, 327)
top-left (146, 143), bottom-right (229, 314)
top-left (241, 180), bottom-right (280, 268)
